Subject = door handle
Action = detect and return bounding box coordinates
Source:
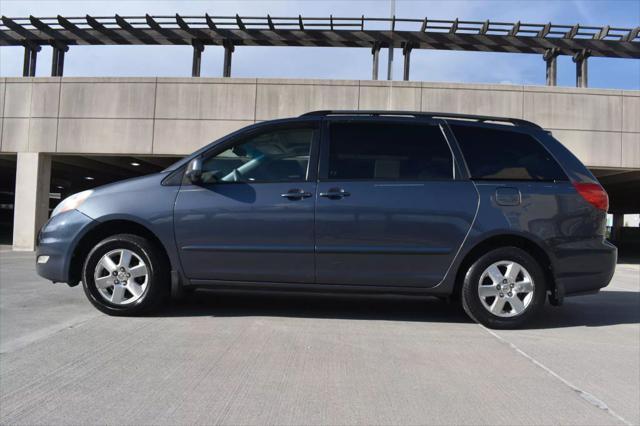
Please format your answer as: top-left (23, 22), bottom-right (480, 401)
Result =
top-left (319, 188), bottom-right (351, 200)
top-left (281, 189), bottom-right (313, 200)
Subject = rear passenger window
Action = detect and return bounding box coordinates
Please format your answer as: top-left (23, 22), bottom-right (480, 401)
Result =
top-left (327, 122), bottom-right (453, 180)
top-left (451, 125), bottom-right (567, 181)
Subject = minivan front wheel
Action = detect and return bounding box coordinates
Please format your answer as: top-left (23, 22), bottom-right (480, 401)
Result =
top-left (82, 234), bottom-right (168, 315)
top-left (461, 247), bottom-right (546, 329)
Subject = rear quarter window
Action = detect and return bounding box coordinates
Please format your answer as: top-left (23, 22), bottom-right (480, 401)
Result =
top-left (450, 124), bottom-right (567, 181)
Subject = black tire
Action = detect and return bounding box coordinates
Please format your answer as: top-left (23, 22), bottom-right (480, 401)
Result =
top-left (82, 234), bottom-right (169, 316)
top-left (461, 246), bottom-right (546, 329)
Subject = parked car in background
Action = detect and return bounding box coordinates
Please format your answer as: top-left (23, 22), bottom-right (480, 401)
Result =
top-left (35, 111), bottom-right (616, 329)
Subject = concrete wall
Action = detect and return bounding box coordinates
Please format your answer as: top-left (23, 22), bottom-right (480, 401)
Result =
top-left (1, 77), bottom-right (639, 168)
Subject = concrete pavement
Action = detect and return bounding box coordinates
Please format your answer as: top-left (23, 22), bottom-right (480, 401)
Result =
top-left (1, 250), bottom-right (638, 425)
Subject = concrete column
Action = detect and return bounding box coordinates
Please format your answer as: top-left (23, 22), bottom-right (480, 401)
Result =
top-left (12, 153), bottom-right (51, 251)
top-left (371, 43), bottom-right (381, 80)
top-left (402, 43), bottom-right (413, 81)
top-left (543, 48), bottom-right (559, 86)
top-left (573, 49), bottom-right (590, 88)
top-left (611, 213), bottom-right (624, 242)
top-left (22, 44), bottom-right (40, 77)
top-left (191, 41), bottom-right (204, 77)
top-left (222, 40), bottom-right (234, 78)
top-left (51, 44), bottom-right (68, 77)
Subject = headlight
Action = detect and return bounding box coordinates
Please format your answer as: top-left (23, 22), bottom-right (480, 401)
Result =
top-left (51, 190), bottom-right (93, 218)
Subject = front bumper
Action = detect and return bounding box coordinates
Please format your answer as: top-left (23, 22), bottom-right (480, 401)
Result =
top-left (553, 238), bottom-right (617, 297)
top-left (36, 209), bottom-right (96, 284)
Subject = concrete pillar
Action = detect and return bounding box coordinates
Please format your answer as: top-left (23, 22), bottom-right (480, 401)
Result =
top-left (371, 43), bottom-right (381, 80)
top-left (573, 49), bottom-right (590, 88)
top-left (611, 213), bottom-right (624, 242)
top-left (222, 40), bottom-right (234, 78)
top-left (12, 153), bottom-right (51, 251)
top-left (191, 41), bottom-right (204, 77)
top-left (22, 44), bottom-right (40, 77)
top-left (543, 48), bottom-right (559, 86)
top-left (402, 43), bottom-right (413, 81)
top-left (51, 44), bottom-right (68, 77)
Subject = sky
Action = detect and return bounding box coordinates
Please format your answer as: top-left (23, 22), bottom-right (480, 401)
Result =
top-left (0, 0), bottom-right (639, 89)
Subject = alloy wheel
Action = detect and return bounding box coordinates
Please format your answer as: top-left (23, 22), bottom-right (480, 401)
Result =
top-left (477, 260), bottom-right (535, 317)
top-left (93, 248), bottom-right (149, 305)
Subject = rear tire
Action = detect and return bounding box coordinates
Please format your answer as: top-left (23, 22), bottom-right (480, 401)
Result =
top-left (461, 247), bottom-right (546, 329)
top-left (82, 234), bottom-right (168, 316)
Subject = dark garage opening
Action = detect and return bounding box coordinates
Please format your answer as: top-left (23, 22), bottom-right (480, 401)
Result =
top-left (1, 154), bottom-right (183, 247)
top-left (49, 155), bottom-right (183, 213)
top-left (0, 154), bottom-right (17, 245)
top-left (591, 168), bottom-right (640, 264)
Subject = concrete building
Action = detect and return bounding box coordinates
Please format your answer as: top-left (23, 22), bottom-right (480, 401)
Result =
top-left (0, 77), bottom-right (639, 250)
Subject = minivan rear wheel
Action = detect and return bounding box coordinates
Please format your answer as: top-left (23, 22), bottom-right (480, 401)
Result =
top-left (82, 234), bottom-right (168, 316)
top-left (461, 247), bottom-right (546, 329)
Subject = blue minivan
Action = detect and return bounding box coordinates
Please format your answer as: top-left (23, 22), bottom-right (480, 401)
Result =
top-left (35, 111), bottom-right (616, 328)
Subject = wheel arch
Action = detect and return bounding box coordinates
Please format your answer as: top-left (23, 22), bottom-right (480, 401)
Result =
top-left (68, 219), bottom-right (172, 286)
top-left (453, 233), bottom-right (557, 299)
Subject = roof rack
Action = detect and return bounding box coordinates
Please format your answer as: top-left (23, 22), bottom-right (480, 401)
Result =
top-left (300, 110), bottom-right (542, 129)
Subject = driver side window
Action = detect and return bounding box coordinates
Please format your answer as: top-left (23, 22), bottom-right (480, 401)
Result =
top-left (201, 127), bottom-right (315, 184)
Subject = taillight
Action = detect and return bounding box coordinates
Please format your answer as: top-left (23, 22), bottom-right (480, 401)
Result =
top-left (573, 182), bottom-right (609, 211)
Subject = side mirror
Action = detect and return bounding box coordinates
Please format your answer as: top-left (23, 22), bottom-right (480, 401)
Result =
top-left (185, 157), bottom-right (203, 184)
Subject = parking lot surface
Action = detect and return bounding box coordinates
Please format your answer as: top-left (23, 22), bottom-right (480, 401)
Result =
top-left (1, 249), bottom-right (639, 425)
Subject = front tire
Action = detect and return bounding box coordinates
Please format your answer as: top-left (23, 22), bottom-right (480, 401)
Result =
top-left (461, 247), bottom-right (546, 329)
top-left (82, 234), bottom-right (168, 316)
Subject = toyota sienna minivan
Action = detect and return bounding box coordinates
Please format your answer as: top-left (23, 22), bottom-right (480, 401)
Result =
top-left (36, 111), bottom-right (616, 329)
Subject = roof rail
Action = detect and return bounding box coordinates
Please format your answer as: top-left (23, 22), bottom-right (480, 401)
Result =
top-left (299, 110), bottom-right (542, 129)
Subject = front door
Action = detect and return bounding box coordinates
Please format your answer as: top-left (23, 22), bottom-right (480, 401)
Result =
top-left (174, 123), bottom-right (319, 283)
top-left (315, 118), bottom-right (478, 287)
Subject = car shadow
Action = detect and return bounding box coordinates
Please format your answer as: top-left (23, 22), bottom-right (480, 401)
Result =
top-left (153, 289), bottom-right (639, 329)
top-left (158, 290), bottom-right (471, 324)
top-left (527, 290), bottom-right (640, 329)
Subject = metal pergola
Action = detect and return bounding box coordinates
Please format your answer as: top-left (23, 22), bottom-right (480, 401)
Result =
top-left (2, 15), bottom-right (639, 86)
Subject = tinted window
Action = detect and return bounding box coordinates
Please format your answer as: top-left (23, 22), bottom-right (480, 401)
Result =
top-left (451, 125), bottom-right (567, 181)
top-left (328, 122), bottom-right (453, 180)
top-left (201, 128), bottom-right (314, 183)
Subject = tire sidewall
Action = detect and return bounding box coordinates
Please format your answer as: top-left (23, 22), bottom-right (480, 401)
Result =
top-left (462, 246), bottom-right (546, 329)
top-left (82, 234), bottom-right (165, 315)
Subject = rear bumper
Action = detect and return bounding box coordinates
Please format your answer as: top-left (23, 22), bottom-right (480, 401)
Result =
top-left (553, 238), bottom-right (617, 297)
top-left (36, 209), bottom-right (96, 284)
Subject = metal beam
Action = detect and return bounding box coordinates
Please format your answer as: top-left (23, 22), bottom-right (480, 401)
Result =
top-left (145, 14), bottom-right (182, 44)
top-left (0, 15), bottom-right (638, 59)
top-left (175, 14), bottom-right (210, 41)
top-left (29, 15), bottom-right (66, 42)
top-left (115, 14), bottom-right (158, 44)
top-left (223, 40), bottom-right (234, 77)
top-left (205, 13), bottom-right (217, 30)
top-left (235, 14), bottom-right (245, 30)
top-left (57, 15), bottom-right (101, 44)
top-left (85, 15), bottom-right (131, 44)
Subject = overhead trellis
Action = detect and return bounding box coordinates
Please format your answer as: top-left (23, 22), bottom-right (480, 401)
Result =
top-left (0, 14), bottom-right (638, 58)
